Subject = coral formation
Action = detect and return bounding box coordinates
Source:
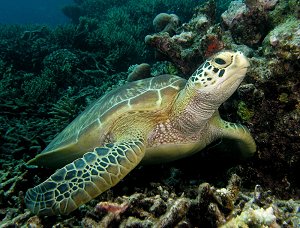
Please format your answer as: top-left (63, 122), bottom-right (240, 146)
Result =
top-left (245, 0), bottom-right (278, 10)
top-left (153, 13), bottom-right (180, 34)
top-left (145, 1), bottom-right (225, 74)
top-left (22, 73), bottom-right (54, 102)
top-left (127, 63), bottom-right (152, 82)
top-left (0, 0), bottom-right (299, 226)
top-left (17, 174), bottom-right (299, 227)
top-left (221, 1), bottom-right (272, 47)
top-left (263, 17), bottom-right (300, 60)
top-left (42, 49), bottom-right (79, 86)
top-left (222, 207), bottom-right (277, 227)
top-left (48, 95), bottom-right (80, 132)
top-left (221, 1), bottom-right (248, 28)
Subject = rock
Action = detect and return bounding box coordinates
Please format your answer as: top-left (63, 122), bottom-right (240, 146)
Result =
top-left (145, 24), bottom-right (224, 74)
top-left (263, 17), bottom-right (300, 60)
top-left (245, 0), bottom-right (278, 10)
top-left (221, 1), bottom-right (248, 28)
top-left (221, 1), bottom-right (271, 47)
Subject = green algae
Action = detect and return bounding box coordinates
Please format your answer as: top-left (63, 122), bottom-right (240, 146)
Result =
top-left (237, 101), bottom-right (254, 122)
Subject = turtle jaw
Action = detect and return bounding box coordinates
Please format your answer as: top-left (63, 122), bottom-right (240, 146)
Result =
top-left (217, 63), bottom-right (249, 92)
top-left (233, 51), bottom-right (250, 73)
top-left (229, 52), bottom-right (250, 81)
top-left (214, 51), bottom-right (250, 89)
top-left (205, 68), bottom-right (248, 107)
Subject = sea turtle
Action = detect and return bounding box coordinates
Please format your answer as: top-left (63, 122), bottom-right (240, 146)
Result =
top-left (25, 50), bottom-right (256, 216)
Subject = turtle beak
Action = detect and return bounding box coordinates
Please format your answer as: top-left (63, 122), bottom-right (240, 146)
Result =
top-left (236, 51), bottom-right (250, 70)
top-left (231, 51), bottom-right (250, 81)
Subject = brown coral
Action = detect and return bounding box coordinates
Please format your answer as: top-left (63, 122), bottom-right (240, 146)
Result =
top-left (127, 63), bottom-right (151, 82)
top-left (153, 13), bottom-right (180, 35)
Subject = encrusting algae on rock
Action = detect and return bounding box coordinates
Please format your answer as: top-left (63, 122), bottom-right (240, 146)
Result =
top-left (237, 101), bottom-right (254, 122)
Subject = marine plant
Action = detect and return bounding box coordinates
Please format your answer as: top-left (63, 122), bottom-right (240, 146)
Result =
top-left (165, 62), bottom-right (179, 75)
top-left (237, 101), bottom-right (254, 122)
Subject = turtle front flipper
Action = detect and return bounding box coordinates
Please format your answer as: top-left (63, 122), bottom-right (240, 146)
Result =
top-left (212, 118), bottom-right (256, 158)
top-left (25, 139), bottom-right (145, 216)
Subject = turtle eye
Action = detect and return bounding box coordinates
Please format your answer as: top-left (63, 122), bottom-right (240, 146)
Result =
top-left (214, 58), bottom-right (226, 65)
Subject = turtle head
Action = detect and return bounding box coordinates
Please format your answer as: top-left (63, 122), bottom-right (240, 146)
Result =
top-left (188, 50), bottom-right (250, 105)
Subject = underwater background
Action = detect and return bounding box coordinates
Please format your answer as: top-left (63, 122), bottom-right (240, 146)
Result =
top-left (0, 0), bottom-right (299, 227)
top-left (0, 0), bottom-right (73, 25)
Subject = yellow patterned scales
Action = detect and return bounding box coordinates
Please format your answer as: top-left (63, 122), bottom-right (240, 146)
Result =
top-left (25, 51), bottom-right (256, 216)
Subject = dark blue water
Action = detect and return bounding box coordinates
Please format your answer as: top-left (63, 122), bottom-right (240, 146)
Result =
top-left (0, 0), bottom-right (73, 25)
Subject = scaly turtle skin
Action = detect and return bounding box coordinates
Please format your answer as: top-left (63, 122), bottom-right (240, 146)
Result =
top-left (25, 51), bottom-right (256, 216)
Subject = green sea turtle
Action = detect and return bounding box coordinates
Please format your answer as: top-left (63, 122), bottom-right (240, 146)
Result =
top-left (25, 50), bottom-right (256, 216)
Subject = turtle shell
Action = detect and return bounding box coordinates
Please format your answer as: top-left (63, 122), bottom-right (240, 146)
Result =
top-left (28, 75), bottom-right (186, 168)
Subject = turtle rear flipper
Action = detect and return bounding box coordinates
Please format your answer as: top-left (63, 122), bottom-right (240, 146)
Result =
top-left (25, 140), bottom-right (145, 216)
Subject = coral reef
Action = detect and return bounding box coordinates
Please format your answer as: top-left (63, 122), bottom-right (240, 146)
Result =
top-left (22, 73), bottom-right (55, 102)
top-left (0, 158), bottom-right (31, 227)
top-left (5, 174), bottom-right (297, 227)
top-left (143, 0), bottom-right (300, 200)
top-left (245, 0), bottom-right (278, 10)
top-left (127, 63), bottom-right (152, 82)
top-left (145, 0), bottom-right (225, 75)
top-left (42, 49), bottom-right (80, 86)
top-left (48, 95), bottom-right (81, 132)
top-left (237, 101), bottom-right (255, 122)
top-left (268, 0), bottom-right (300, 25)
top-left (221, 1), bottom-right (248, 28)
top-left (263, 17), bottom-right (300, 60)
top-left (221, 1), bottom-right (272, 47)
top-left (0, 0), bottom-right (300, 227)
top-left (223, 207), bottom-right (277, 227)
top-left (153, 13), bottom-right (180, 34)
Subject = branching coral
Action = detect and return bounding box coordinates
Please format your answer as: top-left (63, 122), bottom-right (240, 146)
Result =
top-left (0, 158), bottom-right (32, 228)
top-left (42, 49), bottom-right (79, 87)
top-left (22, 73), bottom-right (55, 102)
top-left (48, 95), bottom-right (80, 131)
